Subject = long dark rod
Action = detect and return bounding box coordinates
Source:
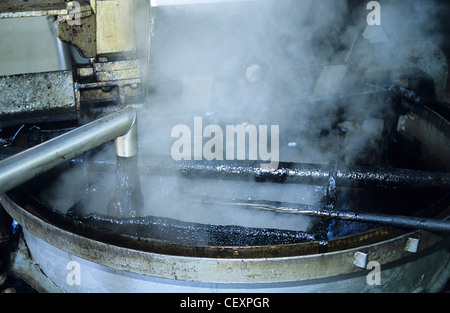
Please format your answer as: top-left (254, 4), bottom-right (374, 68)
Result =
top-left (65, 157), bottom-right (450, 190)
top-left (192, 198), bottom-right (450, 233)
top-left (175, 161), bottom-right (450, 189)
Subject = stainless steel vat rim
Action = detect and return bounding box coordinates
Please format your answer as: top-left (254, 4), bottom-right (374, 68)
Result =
top-left (1, 192), bottom-right (446, 284)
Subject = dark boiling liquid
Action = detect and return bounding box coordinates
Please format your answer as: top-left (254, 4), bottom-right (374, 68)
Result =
top-left (77, 213), bottom-right (317, 246)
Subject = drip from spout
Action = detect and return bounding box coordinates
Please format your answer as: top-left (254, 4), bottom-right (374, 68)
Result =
top-left (107, 156), bottom-right (144, 218)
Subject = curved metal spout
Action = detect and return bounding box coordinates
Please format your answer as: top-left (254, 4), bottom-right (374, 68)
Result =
top-left (114, 114), bottom-right (138, 158)
top-left (0, 106), bottom-right (138, 194)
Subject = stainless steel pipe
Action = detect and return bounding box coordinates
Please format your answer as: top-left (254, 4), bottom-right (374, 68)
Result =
top-left (115, 117), bottom-right (138, 158)
top-left (0, 106), bottom-right (138, 194)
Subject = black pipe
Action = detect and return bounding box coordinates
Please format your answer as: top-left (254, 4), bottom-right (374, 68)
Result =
top-left (72, 157), bottom-right (450, 190)
top-left (194, 198), bottom-right (450, 233)
top-left (177, 160), bottom-right (450, 190)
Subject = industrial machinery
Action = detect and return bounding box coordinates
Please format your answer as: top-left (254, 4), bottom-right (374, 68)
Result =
top-left (0, 0), bottom-right (450, 293)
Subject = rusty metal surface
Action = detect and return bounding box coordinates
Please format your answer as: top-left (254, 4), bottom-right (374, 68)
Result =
top-left (0, 0), bottom-right (90, 19)
top-left (56, 13), bottom-right (97, 59)
top-left (93, 60), bottom-right (141, 82)
top-left (55, 0), bottom-right (138, 58)
top-left (0, 0), bottom-right (67, 18)
top-left (0, 70), bottom-right (77, 127)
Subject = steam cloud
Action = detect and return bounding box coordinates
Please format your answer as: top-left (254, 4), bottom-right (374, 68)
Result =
top-left (41, 0), bottom-right (447, 234)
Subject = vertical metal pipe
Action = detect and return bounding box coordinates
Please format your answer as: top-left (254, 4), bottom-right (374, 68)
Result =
top-left (115, 116), bottom-right (138, 157)
top-left (0, 106), bottom-right (138, 194)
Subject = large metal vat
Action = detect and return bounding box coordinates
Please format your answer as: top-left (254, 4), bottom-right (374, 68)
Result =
top-left (2, 97), bottom-right (450, 293)
top-left (1, 0), bottom-right (450, 293)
